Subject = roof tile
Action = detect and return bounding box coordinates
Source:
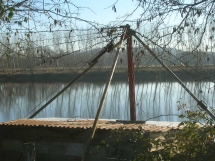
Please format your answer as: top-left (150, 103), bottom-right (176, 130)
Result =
top-left (0, 119), bottom-right (180, 133)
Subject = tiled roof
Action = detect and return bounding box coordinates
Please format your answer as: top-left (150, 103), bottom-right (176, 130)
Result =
top-left (0, 118), bottom-right (180, 133)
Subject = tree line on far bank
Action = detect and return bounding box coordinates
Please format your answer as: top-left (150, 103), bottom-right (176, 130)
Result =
top-left (1, 42), bottom-right (215, 74)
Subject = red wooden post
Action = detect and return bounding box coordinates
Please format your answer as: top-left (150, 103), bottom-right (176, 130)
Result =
top-left (126, 25), bottom-right (136, 121)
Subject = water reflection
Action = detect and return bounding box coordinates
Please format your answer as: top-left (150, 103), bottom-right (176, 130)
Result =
top-left (0, 81), bottom-right (214, 122)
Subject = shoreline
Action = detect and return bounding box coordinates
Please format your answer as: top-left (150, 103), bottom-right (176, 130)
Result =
top-left (0, 68), bottom-right (214, 83)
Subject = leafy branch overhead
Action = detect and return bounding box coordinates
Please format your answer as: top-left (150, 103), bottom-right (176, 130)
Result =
top-left (0, 0), bottom-right (27, 20)
top-left (0, 0), bottom-right (101, 61)
top-left (1, 0), bottom-right (215, 51)
top-left (0, 0), bottom-right (98, 36)
top-left (132, 0), bottom-right (215, 50)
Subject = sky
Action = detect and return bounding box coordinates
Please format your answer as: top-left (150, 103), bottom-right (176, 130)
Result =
top-left (70, 0), bottom-right (143, 26)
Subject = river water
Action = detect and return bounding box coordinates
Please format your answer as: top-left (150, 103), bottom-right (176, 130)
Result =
top-left (0, 81), bottom-right (214, 122)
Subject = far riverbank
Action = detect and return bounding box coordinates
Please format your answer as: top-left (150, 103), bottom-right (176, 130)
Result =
top-left (0, 67), bottom-right (214, 83)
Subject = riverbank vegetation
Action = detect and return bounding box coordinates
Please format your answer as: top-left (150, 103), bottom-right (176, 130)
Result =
top-left (95, 108), bottom-right (215, 161)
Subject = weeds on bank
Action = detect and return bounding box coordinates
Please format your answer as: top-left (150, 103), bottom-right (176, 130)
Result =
top-left (96, 107), bottom-right (215, 161)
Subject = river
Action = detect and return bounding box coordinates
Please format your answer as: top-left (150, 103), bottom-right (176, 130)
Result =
top-left (0, 81), bottom-right (214, 122)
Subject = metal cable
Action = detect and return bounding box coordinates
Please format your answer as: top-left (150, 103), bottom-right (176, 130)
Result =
top-left (132, 30), bottom-right (215, 121)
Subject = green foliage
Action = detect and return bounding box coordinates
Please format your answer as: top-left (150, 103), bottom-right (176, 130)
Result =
top-left (102, 127), bottom-right (159, 160)
top-left (166, 109), bottom-right (215, 161)
top-left (8, 7), bottom-right (15, 18)
top-left (0, 2), bottom-right (14, 19)
top-left (100, 108), bottom-right (215, 161)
